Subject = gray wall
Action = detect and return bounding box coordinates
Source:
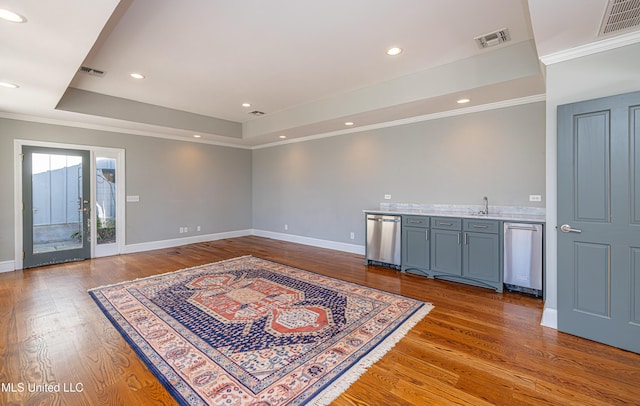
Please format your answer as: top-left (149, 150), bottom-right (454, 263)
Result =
top-left (0, 118), bottom-right (252, 261)
top-left (252, 102), bottom-right (545, 246)
top-left (1, 101), bottom-right (544, 264)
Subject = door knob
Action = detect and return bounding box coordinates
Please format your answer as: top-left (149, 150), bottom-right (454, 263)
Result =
top-left (560, 224), bottom-right (582, 233)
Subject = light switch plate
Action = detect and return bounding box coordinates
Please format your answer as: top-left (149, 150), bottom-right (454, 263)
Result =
top-left (529, 195), bottom-right (542, 202)
top-left (384, 194), bottom-right (391, 200)
top-left (126, 195), bottom-right (140, 202)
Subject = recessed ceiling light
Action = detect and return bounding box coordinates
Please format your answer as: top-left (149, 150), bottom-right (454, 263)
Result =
top-left (0, 9), bottom-right (27, 23)
top-left (386, 47), bottom-right (402, 56)
top-left (130, 73), bottom-right (145, 79)
top-left (345, 122), bottom-right (354, 126)
top-left (193, 134), bottom-right (202, 138)
top-left (279, 135), bottom-right (287, 139)
top-left (0, 81), bottom-right (19, 89)
top-left (457, 98), bottom-right (471, 104)
top-left (242, 103), bottom-right (251, 107)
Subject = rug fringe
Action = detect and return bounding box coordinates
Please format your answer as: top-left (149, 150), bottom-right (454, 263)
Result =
top-left (306, 303), bottom-right (434, 406)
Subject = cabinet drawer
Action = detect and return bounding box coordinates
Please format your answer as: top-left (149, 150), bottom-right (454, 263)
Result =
top-left (463, 218), bottom-right (499, 234)
top-left (430, 217), bottom-right (462, 230)
top-left (403, 216), bottom-right (429, 228)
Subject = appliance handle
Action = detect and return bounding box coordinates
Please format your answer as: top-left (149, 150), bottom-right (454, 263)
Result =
top-left (367, 217), bottom-right (401, 223)
top-left (506, 225), bottom-right (539, 231)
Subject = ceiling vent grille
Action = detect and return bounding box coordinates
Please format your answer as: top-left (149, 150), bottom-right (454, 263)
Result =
top-left (474, 28), bottom-right (511, 49)
top-left (79, 66), bottom-right (106, 77)
top-left (599, 0), bottom-right (640, 35)
top-left (249, 110), bottom-right (265, 116)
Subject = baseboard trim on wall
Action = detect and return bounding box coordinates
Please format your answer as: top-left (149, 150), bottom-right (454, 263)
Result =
top-left (3, 230), bottom-right (363, 270)
top-left (0, 260), bottom-right (16, 273)
top-left (540, 307), bottom-right (558, 329)
top-left (252, 229), bottom-right (366, 255)
top-left (122, 229), bottom-right (253, 255)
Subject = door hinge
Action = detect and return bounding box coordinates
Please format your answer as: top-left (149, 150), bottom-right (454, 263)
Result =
top-left (19, 153), bottom-right (24, 161)
top-left (22, 251), bottom-right (25, 259)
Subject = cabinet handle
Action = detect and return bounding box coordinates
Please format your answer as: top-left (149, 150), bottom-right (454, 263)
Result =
top-left (457, 232), bottom-right (461, 245)
top-left (425, 228), bottom-right (429, 241)
top-left (472, 224), bottom-right (488, 229)
top-left (464, 232), bottom-right (468, 245)
top-left (439, 222), bottom-right (453, 226)
top-left (408, 220), bottom-right (421, 224)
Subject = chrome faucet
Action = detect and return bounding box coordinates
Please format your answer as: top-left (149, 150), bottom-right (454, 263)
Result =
top-left (479, 196), bottom-right (489, 215)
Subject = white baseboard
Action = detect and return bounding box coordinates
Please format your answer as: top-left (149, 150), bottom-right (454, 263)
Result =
top-left (123, 228), bottom-right (365, 257)
top-left (252, 229), bottom-right (365, 255)
top-left (122, 229), bottom-right (253, 254)
top-left (540, 307), bottom-right (558, 329)
top-left (0, 260), bottom-right (16, 273)
top-left (3, 230), bottom-right (364, 270)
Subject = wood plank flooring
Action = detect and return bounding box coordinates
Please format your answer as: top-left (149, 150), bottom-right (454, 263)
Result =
top-left (0, 236), bottom-right (638, 405)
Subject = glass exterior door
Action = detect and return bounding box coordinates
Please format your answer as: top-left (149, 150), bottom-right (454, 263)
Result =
top-left (95, 156), bottom-right (118, 255)
top-left (22, 146), bottom-right (91, 268)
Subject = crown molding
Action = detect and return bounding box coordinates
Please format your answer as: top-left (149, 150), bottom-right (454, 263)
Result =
top-left (539, 30), bottom-right (640, 65)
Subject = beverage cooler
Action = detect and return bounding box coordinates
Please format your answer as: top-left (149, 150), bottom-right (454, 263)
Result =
top-left (503, 222), bottom-right (543, 297)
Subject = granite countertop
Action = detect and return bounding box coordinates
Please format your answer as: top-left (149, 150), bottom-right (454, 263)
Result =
top-left (363, 203), bottom-right (546, 223)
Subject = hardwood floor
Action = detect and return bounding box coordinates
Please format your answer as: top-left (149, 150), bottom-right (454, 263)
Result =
top-left (1, 236), bottom-right (638, 405)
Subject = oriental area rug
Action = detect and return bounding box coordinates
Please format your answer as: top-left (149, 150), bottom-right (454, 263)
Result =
top-left (89, 256), bottom-right (433, 405)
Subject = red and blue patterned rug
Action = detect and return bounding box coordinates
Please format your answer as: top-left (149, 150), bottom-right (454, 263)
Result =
top-left (89, 256), bottom-right (433, 405)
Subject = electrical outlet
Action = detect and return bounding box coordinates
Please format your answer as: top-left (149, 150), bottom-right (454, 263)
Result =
top-left (284, 224), bottom-right (288, 231)
top-left (384, 194), bottom-right (391, 200)
top-left (197, 226), bottom-right (201, 232)
top-left (350, 232), bottom-right (355, 240)
top-left (529, 195), bottom-right (542, 202)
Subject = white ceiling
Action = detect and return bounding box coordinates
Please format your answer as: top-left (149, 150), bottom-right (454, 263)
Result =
top-left (1, 0), bottom-right (639, 147)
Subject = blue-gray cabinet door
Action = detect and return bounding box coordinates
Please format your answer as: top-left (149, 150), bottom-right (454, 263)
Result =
top-left (403, 227), bottom-right (430, 271)
top-left (463, 232), bottom-right (500, 283)
top-left (430, 229), bottom-right (461, 276)
top-left (558, 91), bottom-right (640, 354)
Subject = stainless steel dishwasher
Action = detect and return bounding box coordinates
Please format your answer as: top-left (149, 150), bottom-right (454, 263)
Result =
top-left (366, 214), bottom-right (401, 268)
top-left (503, 222), bottom-right (543, 297)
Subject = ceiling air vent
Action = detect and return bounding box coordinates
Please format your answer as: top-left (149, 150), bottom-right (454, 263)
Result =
top-left (249, 110), bottom-right (265, 116)
top-left (79, 66), bottom-right (106, 77)
top-left (474, 28), bottom-right (511, 49)
top-left (599, 0), bottom-right (640, 35)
